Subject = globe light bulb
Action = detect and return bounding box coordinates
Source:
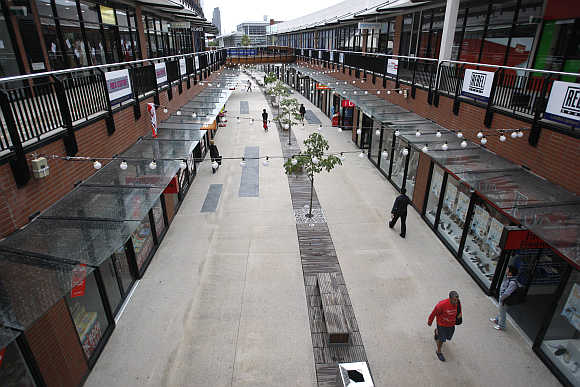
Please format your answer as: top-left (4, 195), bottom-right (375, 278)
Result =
top-left (387, 90), bottom-right (391, 95)
top-left (312, 156), bottom-right (319, 164)
top-left (176, 110), bottom-right (182, 116)
top-left (382, 149), bottom-right (389, 159)
top-left (93, 160), bottom-right (102, 170)
top-left (394, 129), bottom-right (400, 137)
top-left (364, 91), bottom-right (368, 95)
top-left (149, 160), bottom-right (157, 169)
top-left (436, 130), bottom-right (442, 138)
top-left (353, 91), bottom-right (357, 95)
top-left (415, 130), bottom-right (421, 137)
top-left (356, 128), bottom-right (362, 135)
top-left (179, 159), bottom-right (187, 169)
top-left (399, 90), bottom-right (403, 95)
top-left (481, 137), bottom-right (488, 145)
top-left (192, 112), bottom-right (197, 118)
top-left (318, 124), bottom-right (323, 131)
top-left (457, 131), bottom-right (463, 138)
top-left (240, 158), bottom-right (247, 167)
top-left (517, 130), bottom-right (524, 138)
top-left (119, 160), bottom-right (128, 170)
top-left (422, 145), bottom-right (428, 153)
top-left (477, 131), bottom-right (483, 139)
top-left (441, 142), bottom-right (448, 151)
top-left (163, 108), bottom-right (168, 114)
top-left (499, 134), bottom-right (506, 142)
top-left (402, 148), bottom-right (409, 156)
top-left (291, 157), bottom-right (298, 166)
top-left (375, 129), bottom-right (381, 136)
top-left (262, 156), bottom-right (270, 166)
top-left (461, 140), bottom-right (468, 148)
top-left (377, 90), bottom-right (381, 94)
top-left (511, 131), bottom-right (518, 139)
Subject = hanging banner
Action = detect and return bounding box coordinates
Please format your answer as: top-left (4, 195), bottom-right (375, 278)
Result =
top-left (330, 51), bottom-right (334, 62)
top-left (71, 264), bottom-right (87, 298)
top-left (461, 69), bottom-right (495, 102)
top-left (341, 99), bottom-right (355, 108)
top-left (387, 59), bottom-right (398, 76)
top-left (147, 103), bottom-right (158, 138)
top-left (545, 81), bottom-right (580, 126)
top-left (358, 22), bottom-right (381, 30)
top-left (105, 69), bottom-right (132, 104)
top-left (179, 58), bottom-right (187, 76)
top-left (155, 62), bottom-right (167, 85)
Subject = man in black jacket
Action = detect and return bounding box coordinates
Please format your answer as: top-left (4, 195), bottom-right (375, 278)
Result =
top-left (209, 140), bottom-right (221, 174)
top-left (262, 109), bottom-right (268, 132)
top-left (389, 188), bottom-right (410, 238)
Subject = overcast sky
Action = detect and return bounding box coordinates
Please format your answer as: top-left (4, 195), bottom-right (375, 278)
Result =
top-left (202, 0), bottom-right (341, 35)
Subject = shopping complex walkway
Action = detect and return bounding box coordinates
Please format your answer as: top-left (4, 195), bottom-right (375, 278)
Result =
top-left (85, 74), bottom-right (560, 387)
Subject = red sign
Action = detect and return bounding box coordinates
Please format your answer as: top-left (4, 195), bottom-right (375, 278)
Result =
top-left (316, 83), bottom-right (330, 90)
top-left (0, 348), bottom-right (5, 368)
top-left (163, 176), bottom-right (179, 194)
top-left (71, 264), bottom-right (87, 298)
top-left (341, 99), bottom-right (355, 108)
top-left (504, 230), bottom-right (549, 250)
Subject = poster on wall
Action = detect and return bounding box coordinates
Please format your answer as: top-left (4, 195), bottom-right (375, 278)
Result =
top-left (155, 62), bottom-right (167, 85)
top-left (545, 80), bottom-right (580, 127)
top-left (147, 103), bottom-right (158, 138)
top-left (487, 218), bottom-right (504, 248)
top-left (456, 192), bottom-right (470, 222)
top-left (561, 283), bottom-right (580, 331)
top-left (444, 183), bottom-right (457, 211)
top-left (71, 264), bottom-right (87, 298)
top-left (386, 59), bottom-right (398, 76)
top-left (461, 69), bottom-right (495, 102)
top-left (179, 58), bottom-right (187, 77)
top-left (105, 69), bottom-right (132, 104)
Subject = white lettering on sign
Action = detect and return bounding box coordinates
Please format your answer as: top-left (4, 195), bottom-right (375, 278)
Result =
top-left (461, 69), bottom-right (495, 102)
top-left (155, 62), bottom-right (168, 85)
top-left (358, 22), bottom-right (381, 30)
top-left (179, 58), bottom-right (187, 76)
top-left (105, 69), bottom-right (132, 104)
top-left (546, 81), bottom-right (580, 126)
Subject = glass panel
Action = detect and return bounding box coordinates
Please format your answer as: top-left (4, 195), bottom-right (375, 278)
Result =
top-left (462, 199), bottom-right (510, 286)
top-left (370, 121), bottom-right (381, 165)
top-left (152, 198), bottom-right (165, 239)
top-left (99, 257), bottom-right (122, 314)
top-left (437, 175), bottom-right (469, 253)
top-left (79, 0), bottom-right (99, 24)
top-left (379, 130), bottom-right (393, 176)
top-left (66, 272), bottom-right (110, 359)
top-left (405, 148), bottom-right (420, 200)
top-left (111, 246), bottom-right (133, 294)
top-left (391, 138), bottom-right (407, 189)
top-left (115, 9), bottom-right (128, 27)
top-left (540, 270), bottom-right (580, 386)
top-left (54, 0), bottom-right (79, 20)
top-left (61, 20), bottom-right (88, 67)
top-left (0, 16), bottom-right (21, 77)
top-left (0, 339), bottom-right (36, 386)
top-left (131, 216), bottom-right (154, 271)
top-left (102, 24), bottom-right (119, 63)
top-left (425, 164), bottom-right (444, 226)
top-left (84, 22), bottom-right (106, 65)
top-left (83, 159), bottom-right (180, 188)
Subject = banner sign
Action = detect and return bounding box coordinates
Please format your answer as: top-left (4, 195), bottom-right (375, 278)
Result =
top-left (171, 22), bottom-right (190, 29)
top-left (226, 48), bottom-right (257, 56)
top-left (155, 62), bottom-right (167, 85)
top-left (147, 103), bottom-right (158, 138)
top-left (358, 22), bottom-right (381, 30)
top-left (330, 51), bottom-right (334, 62)
top-left (339, 53), bottom-right (344, 64)
top-left (105, 69), bottom-right (132, 104)
top-left (387, 59), bottom-right (398, 76)
top-left (461, 69), bottom-right (495, 102)
top-left (316, 84), bottom-right (330, 90)
top-left (179, 58), bottom-right (187, 76)
top-left (545, 81), bottom-right (580, 126)
top-left (71, 264), bottom-right (87, 298)
top-left (341, 99), bottom-right (355, 108)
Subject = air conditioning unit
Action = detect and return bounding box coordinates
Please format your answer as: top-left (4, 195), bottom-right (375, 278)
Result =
top-left (31, 157), bottom-right (49, 179)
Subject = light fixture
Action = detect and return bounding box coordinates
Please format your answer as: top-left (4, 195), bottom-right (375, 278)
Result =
top-left (291, 157), bottom-right (298, 166)
top-left (481, 137), bottom-right (488, 145)
top-left (200, 82), bottom-right (204, 86)
top-left (460, 140), bottom-right (468, 148)
top-left (436, 130), bottom-right (442, 138)
top-left (149, 160), bottom-right (157, 170)
top-left (262, 156), bottom-right (270, 166)
top-left (312, 156), bottom-right (319, 164)
top-left (163, 107), bottom-right (168, 114)
top-left (176, 110), bottom-right (182, 116)
top-left (441, 142), bottom-right (448, 151)
top-left (517, 130), bottom-right (524, 138)
top-left (511, 131), bottom-right (518, 139)
top-left (364, 91), bottom-right (368, 95)
top-left (352, 80), bottom-right (356, 84)
top-left (358, 151), bottom-right (365, 158)
top-left (420, 144), bottom-right (427, 153)
top-left (375, 129), bottom-right (381, 136)
top-left (477, 131), bottom-right (483, 139)
top-left (192, 112), bottom-right (197, 118)
top-left (356, 128), bottom-right (362, 135)
top-left (208, 83), bottom-right (213, 86)
top-left (387, 90), bottom-right (391, 95)
top-left (377, 90), bottom-right (381, 95)
top-left (382, 149), bottom-right (389, 159)
top-left (179, 159), bottom-right (187, 169)
top-left (119, 160), bottom-right (128, 170)
top-left (499, 134), bottom-right (506, 142)
top-left (457, 131), bottom-right (463, 138)
top-left (394, 129), bottom-right (400, 137)
top-left (399, 90), bottom-right (403, 95)
top-left (93, 160), bottom-right (102, 170)
top-left (353, 91), bottom-right (357, 94)
top-left (212, 160), bottom-right (219, 169)
top-left (415, 129), bottom-right (421, 137)
top-left (402, 148), bottom-right (409, 156)
top-left (240, 157), bottom-right (247, 167)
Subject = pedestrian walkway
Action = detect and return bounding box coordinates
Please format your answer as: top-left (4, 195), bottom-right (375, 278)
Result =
top-left (85, 74), bottom-right (560, 387)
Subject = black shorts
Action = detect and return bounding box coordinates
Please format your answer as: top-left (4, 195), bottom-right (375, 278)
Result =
top-left (436, 325), bottom-right (455, 342)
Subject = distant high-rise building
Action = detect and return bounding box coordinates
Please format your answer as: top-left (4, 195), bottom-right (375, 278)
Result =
top-left (212, 7), bottom-right (222, 35)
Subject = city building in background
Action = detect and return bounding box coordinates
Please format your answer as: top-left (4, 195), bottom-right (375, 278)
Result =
top-left (212, 7), bottom-right (221, 35)
top-left (236, 21), bottom-right (269, 46)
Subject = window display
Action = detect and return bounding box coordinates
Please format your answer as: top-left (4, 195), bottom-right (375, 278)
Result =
top-left (425, 165), bottom-right (444, 226)
top-left (0, 340), bottom-right (36, 386)
top-left (370, 121), bottom-right (382, 166)
top-left (437, 176), bottom-right (469, 253)
top-left (131, 216), bottom-right (154, 270)
top-left (405, 148), bottom-right (420, 199)
top-left (462, 200), bottom-right (509, 286)
top-left (540, 271), bottom-right (580, 386)
top-left (66, 271), bottom-right (110, 359)
top-left (100, 257), bottom-right (122, 314)
top-left (379, 130), bottom-right (393, 177)
top-left (112, 246), bottom-right (134, 294)
top-left (391, 138), bottom-right (408, 189)
top-left (152, 198), bottom-right (165, 239)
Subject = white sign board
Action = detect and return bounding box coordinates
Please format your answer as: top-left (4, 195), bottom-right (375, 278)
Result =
top-left (461, 69), bottom-right (495, 102)
top-left (545, 81), bottom-right (580, 126)
top-left (105, 69), bottom-right (132, 104)
top-left (179, 58), bottom-right (187, 77)
top-left (358, 22), bottom-right (381, 30)
top-left (387, 59), bottom-right (398, 76)
top-left (330, 51), bottom-right (334, 62)
top-left (318, 50), bottom-right (322, 59)
top-left (301, 49), bottom-right (304, 56)
top-left (155, 62), bottom-right (167, 85)
top-left (194, 55), bottom-right (199, 71)
top-left (339, 53), bottom-right (344, 64)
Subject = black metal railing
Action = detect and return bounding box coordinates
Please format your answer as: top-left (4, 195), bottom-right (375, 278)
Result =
top-left (63, 72), bottom-right (108, 123)
top-left (131, 65), bottom-right (157, 99)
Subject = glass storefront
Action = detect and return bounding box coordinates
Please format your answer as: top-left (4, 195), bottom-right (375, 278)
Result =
top-left (425, 164), bottom-right (444, 226)
top-left (370, 120), bottom-right (381, 166)
top-left (66, 271), bottom-right (110, 360)
top-left (437, 175), bottom-right (469, 254)
top-left (0, 339), bottom-right (36, 386)
top-left (405, 148), bottom-right (420, 199)
top-left (131, 216), bottom-right (154, 271)
top-left (391, 137), bottom-right (408, 190)
top-left (112, 246), bottom-right (134, 295)
top-left (152, 198), bottom-right (165, 239)
top-left (379, 129), bottom-right (393, 177)
top-left (99, 256), bottom-right (123, 315)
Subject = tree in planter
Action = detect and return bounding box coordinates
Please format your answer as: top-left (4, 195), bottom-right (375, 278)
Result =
top-left (264, 72), bottom-right (277, 85)
top-left (241, 34), bottom-right (251, 46)
top-left (266, 80), bottom-right (291, 115)
top-left (283, 132), bottom-right (342, 218)
top-left (276, 97), bottom-right (302, 145)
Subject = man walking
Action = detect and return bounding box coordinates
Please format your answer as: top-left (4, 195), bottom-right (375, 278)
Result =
top-left (299, 104), bottom-right (306, 124)
top-left (490, 265), bottom-right (522, 331)
top-left (389, 188), bottom-right (410, 238)
top-left (246, 80), bottom-right (252, 92)
top-left (209, 140), bottom-right (221, 174)
top-left (262, 109), bottom-right (268, 132)
top-left (428, 291), bottom-right (461, 362)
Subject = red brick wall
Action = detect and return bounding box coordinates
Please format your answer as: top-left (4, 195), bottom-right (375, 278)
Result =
top-left (0, 73), bottom-right (223, 238)
top-left (297, 61), bottom-right (580, 195)
top-left (412, 152), bottom-right (431, 212)
top-left (25, 299), bottom-right (87, 387)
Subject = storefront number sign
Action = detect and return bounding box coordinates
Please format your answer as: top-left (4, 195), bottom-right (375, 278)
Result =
top-left (386, 59), bottom-right (398, 76)
top-left (179, 58), bottom-right (187, 77)
top-left (105, 69), bottom-right (132, 105)
top-left (147, 103), bottom-right (158, 138)
top-left (155, 62), bottom-right (168, 86)
top-left (461, 69), bottom-right (495, 102)
top-left (71, 264), bottom-right (87, 298)
top-left (545, 81), bottom-right (580, 127)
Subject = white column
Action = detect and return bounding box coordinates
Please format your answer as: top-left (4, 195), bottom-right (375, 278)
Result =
top-left (438, 0), bottom-right (460, 62)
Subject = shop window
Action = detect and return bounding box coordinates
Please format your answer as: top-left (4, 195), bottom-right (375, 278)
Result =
top-left (84, 22), bottom-right (106, 65)
top-left (99, 256), bottom-right (122, 314)
top-left (370, 122), bottom-right (382, 166)
top-left (533, 19), bottom-right (580, 80)
top-left (131, 215), bottom-right (154, 271)
top-left (437, 176), bottom-right (470, 253)
top-left (66, 271), bottom-right (110, 360)
top-left (0, 340), bottom-right (36, 386)
top-left (391, 138), bottom-right (408, 189)
top-left (405, 148), bottom-right (420, 200)
top-left (79, 0), bottom-right (99, 24)
top-left (61, 20), bottom-right (89, 67)
top-left (425, 164), bottom-right (444, 226)
top-left (152, 198), bottom-right (165, 239)
top-left (0, 16), bottom-right (22, 77)
top-left (463, 199), bottom-right (510, 286)
top-left (539, 270), bottom-right (580, 386)
top-left (379, 130), bottom-right (393, 177)
top-left (112, 246), bottom-right (134, 294)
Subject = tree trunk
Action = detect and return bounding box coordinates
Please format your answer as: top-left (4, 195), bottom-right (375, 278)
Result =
top-left (308, 175), bottom-right (314, 218)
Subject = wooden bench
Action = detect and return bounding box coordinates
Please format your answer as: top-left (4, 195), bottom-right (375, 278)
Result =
top-left (316, 273), bottom-right (350, 344)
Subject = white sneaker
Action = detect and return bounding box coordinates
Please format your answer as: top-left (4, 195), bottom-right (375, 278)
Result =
top-left (492, 324), bottom-right (504, 331)
top-left (489, 318), bottom-right (498, 323)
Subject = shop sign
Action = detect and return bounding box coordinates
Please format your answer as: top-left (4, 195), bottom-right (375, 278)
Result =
top-left (461, 69), bottom-right (495, 102)
top-left (330, 51), bottom-right (334, 62)
top-left (155, 62), bottom-right (168, 85)
top-left (386, 59), bottom-right (398, 76)
top-left (504, 229), bottom-right (549, 250)
top-left (358, 22), bottom-right (381, 30)
top-left (171, 22), bottom-right (190, 29)
top-left (339, 53), bottom-right (344, 64)
top-left (71, 264), bottom-right (87, 298)
top-left (179, 58), bottom-right (187, 76)
top-left (0, 348), bottom-right (5, 368)
top-left (341, 99), bottom-right (355, 108)
top-left (316, 84), bottom-right (330, 90)
top-left (105, 69), bottom-right (132, 104)
top-left (193, 27), bottom-right (204, 32)
top-left (99, 6), bottom-right (115, 25)
top-left (545, 81), bottom-right (580, 126)
top-left (164, 176), bottom-right (179, 194)
top-left (147, 103), bottom-right (158, 138)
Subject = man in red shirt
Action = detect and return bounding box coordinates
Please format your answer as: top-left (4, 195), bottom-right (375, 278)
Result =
top-left (428, 291), bottom-right (461, 362)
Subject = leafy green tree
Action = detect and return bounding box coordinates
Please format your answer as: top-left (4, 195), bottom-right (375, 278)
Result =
top-left (283, 133), bottom-right (342, 218)
top-left (276, 97), bottom-right (302, 136)
top-left (241, 34), bottom-right (251, 46)
top-left (264, 72), bottom-right (277, 85)
top-left (266, 80), bottom-right (291, 115)
top-left (208, 40), bottom-right (219, 47)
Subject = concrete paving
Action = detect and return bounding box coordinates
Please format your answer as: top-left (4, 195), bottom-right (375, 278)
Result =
top-left (85, 73), bottom-right (560, 387)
